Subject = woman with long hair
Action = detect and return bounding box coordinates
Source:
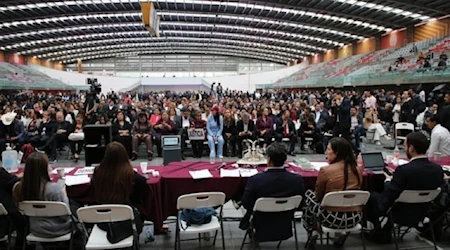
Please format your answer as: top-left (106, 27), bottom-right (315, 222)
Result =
top-left (363, 108), bottom-right (391, 145)
top-left (303, 137), bottom-right (363, 248)
top-left (222, 109), bottom-right (236, 157)
top-left (153, 111), bottom-right (177, 157)
top-left (14, 152), bottom-right (72, 238)
top-left (68, 113), bottom-right (85, 162)
top-left (255, 107), bottom-right (274, 150)
top-left (149, 107), bottom-right (161, 126)
top-left (112, 111), bottom-right (133, 158)
top-left (91, 142), bottom-right (146, 234)
top-left (206, 105), bottom-right (224, 163)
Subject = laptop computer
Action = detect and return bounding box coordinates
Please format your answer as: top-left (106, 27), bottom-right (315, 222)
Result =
top-left (361, 152), bottom-right (386, 174)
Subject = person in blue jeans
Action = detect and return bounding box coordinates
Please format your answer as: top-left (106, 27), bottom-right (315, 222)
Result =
top-left (207, 105), bottom-right (224, 162)
top-left (350, 107), bottom-right (364, 151)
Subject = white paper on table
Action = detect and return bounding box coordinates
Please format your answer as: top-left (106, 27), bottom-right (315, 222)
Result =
top-left (51, 167), bottom-right (75, 175)
top-left (443, 165), bottom-right (450, 170)
top-left (73, 167), bottom-right (95, 175)
top-left (398, 159), bottom-right (410, 165)
top-left (239, 168), bottom-right (258, 177)
top-left (220, 169), bottom-right (241, 178)
top-left (64, 175), bottom-right (91, 186)
top-left (189, 169), bottom-right (213, 179)
top-left (310, 162), bottom-right (329, 171)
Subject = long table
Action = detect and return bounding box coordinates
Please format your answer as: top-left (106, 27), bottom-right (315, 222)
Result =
top-left (62, 157), bottom-right (450, 233)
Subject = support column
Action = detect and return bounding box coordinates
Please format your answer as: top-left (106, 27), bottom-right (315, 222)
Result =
top-left (407, 25), bottom-right (415, 43)
top-left (375, 35), bottom-right (381, 51)
top-left (77, 59), bottom-right (83, 73)
top-left (352, 41), bottom-right (358, 55)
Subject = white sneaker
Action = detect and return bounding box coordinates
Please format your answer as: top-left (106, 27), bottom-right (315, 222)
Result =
top-left (218, 155), bottom-right (223, 159)
top-left (375, 141), bottom-right (382, 145)
top-left (385, 135), bottom-right (392, 140)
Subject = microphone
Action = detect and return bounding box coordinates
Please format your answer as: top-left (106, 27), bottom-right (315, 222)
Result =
top-left (217, 162), bottom-right (227, 170)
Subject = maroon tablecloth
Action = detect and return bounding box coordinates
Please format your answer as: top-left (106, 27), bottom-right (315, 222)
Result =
top-left (54, 156), bottom-right (450, 234)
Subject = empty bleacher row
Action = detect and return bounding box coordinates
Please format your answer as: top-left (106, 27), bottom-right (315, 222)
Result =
top-left (0, 62), bottom-right (75, 90)
top-left (273, 36), bottom-right (450, 87)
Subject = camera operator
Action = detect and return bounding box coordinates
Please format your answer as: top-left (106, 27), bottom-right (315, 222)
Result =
top-left (85, 89), bottom-right (99, 124)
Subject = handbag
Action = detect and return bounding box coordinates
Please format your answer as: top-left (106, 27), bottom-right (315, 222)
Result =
top-left (68, 132), bottom-right (84, 141)
top-left (180, 207), bottom-right (217, 230)
top-left (97, 207), bottom-right (143, 244)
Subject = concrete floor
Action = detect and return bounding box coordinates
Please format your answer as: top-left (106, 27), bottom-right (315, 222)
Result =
top-left (38, 139), bottom-right (450, 249)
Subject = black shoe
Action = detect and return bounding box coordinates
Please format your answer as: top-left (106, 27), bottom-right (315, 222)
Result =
top-left (131, 152), bottom-right (138, 161)
top-left (364, 230), bottom-right (392, 244)
top-left (147, 153), bottom-right (153, 161)
top-left (181, 154), bottom-right (186, 160)
top-left (290, 151), bottom-right (296, 156)
top-left (333, 234), bottom-right (348, 247)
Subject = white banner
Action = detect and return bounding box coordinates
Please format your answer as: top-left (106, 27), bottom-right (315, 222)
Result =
top-left (188, 128), bottom-right (205, 140)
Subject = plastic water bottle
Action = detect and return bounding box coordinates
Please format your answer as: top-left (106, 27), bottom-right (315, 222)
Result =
top-left (393, 146), bottom-right (400, 166)
top-left (2, 143), bottom-right (18, 173)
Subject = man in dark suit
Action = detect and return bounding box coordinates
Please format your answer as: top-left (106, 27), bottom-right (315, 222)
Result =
top-left (313, 103), bottom-right (328, 131)
top-left (438, 93), bottom-right (450, 131)
top-left (332, 91), bottom-right (351, 141)
top-left (240, 142), bottom-right (305, 242)
top-left (0, 168), bottom-right (27, 250)
top-left (236, 112), bottom-right (255, 158)
top-left (274, 110), bottom-right (297, 156)
top-left (366, 132), bottom-right (443, 238)
top-left (175, 107), bottom-right (194, 160)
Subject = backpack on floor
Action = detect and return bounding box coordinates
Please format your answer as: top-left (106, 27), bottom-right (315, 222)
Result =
top-left (20, 143), bottom-right (34, 163)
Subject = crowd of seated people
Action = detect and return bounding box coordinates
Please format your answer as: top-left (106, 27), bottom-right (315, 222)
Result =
top-left (0, 86), bottom-right (444, 164)
top-left (0, 86), bottom-right (450, 249)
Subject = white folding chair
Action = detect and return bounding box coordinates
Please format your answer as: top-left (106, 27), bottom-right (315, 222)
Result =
top-left (76, 205), bottom-right (138, 250)
top-left (316, 191), bottom-right (370, 249)
top-left (240, 195), bottom-right (302, 250)
top-left (18, 201), bottom-right (77, 250)
top-left (385, 189), bottom-right (441, 250)
top-left (0, 203), bottom-right (12, 250)
top-left (175, 192), bottom-right (226, 250)
top-left (394, 122), bottom-right (415, 148)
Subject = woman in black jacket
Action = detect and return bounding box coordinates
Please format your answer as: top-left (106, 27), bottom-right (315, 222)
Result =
top-left (112, 111), bottom-right (133, 159)
top-left (222, 109), bottom-right (236, 157)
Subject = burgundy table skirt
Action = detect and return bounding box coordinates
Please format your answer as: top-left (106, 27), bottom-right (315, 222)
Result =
top-left (62, 157), bottom-right (450, 233)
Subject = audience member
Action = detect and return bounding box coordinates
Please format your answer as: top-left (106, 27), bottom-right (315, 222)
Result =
top-left (131, 112), bottom-right (153, 161)
top-left (154, 111), bottom-right (177, 157)
top-left (350, 107), bottom-right (364, 151)
top-left (275, 110), bottom-right (297, 156)
top-left (314, 103), bottom-right (328, 131)
top-left (426, 115), bottom-right (450, 157)
top-left (331, 92), bottom-right (351, 141)
top-left (255, 107), bottom-right (273, 150)
top-left (303, 137), bottom-right (363, 248)
top-left (240, 142), bottom-right (305, 241)
top-left (364, 108), bottom-right (391, 145)
top-left (0, 112), bottom-right (24, 152)
top-left (207, 105), bottom-right (224, 162)
top-left (68, 113), bottom-right (85, 162)
top-left (190, 111), bottom-right (207, 158)
top-left (112, 111), bottom-right (133, 158)
top-left (175, 107), bottom-right (193, 160)
top-left (236, 112), bottom-right (255, 158)
top-left (222, 109), bottom-right (237, 157)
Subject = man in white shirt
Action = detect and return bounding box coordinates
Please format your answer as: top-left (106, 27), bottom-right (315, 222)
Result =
top-left (364, 91), bottom-right (377, 110)
top-left (425, 115), bottom-right (450, 157)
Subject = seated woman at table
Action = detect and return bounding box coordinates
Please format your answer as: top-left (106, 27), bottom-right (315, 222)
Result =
top-left (132, 112), bottom-right (153, 161)
top-left (112, 111), bottom-right (133, 159)
top-left (207, 105), bottom-right (224, 162)
top-left (255, 107), bottom-right (274, 150)
top-left (68, 113), bottom-right (85, 162)
top-left (154, 111), bottom-right (177, 157)
top-left (91, 142), bottom-right (146, 234)
top-left (191, 111), bottom-right (207, 158)
top-left (13, 152), bottom-right (72, 238)
top-left (302, 137), bottom-right (363, 248)
top-left (222, 109), bottom-right (236, 157)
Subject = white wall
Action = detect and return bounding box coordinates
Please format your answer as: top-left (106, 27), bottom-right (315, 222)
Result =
top-left (30, 65), bottom-right (141, 93)
top-left (32, 62), bottom-right (306, 92)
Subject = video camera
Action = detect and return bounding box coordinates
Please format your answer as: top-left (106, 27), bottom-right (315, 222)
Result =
top-left (86, 78), bottom-right (102, 95)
